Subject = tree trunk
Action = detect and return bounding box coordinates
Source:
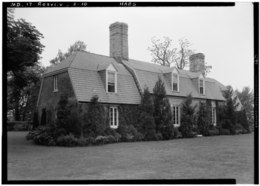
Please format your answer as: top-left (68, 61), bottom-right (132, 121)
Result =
top-left (14, 102), bottom-right (21, 121)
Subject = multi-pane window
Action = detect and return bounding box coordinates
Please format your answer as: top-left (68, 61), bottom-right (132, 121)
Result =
top-left (109, 107), bottom-right (118, 128)
top-left (212, 107), bottom-right (216, 126)
top-left (172, 73), bottom-right (179, 91)
top-left (172, 106), bottom-right (180, 127)
top-left (107, 71), bottom-right (116, 93)
top-left (53, 75), bottom-right (58, 92)
top-left (199, 79), bottom-right (204, 94)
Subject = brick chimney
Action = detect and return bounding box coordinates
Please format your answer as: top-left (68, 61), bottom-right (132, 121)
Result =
top-left (109, 22), bottom-right (128, 60)
top-left (189, 53), bottom-right (205, 74)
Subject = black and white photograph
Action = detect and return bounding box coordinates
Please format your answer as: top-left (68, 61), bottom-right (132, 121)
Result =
top-left (4, 2), bottom-right (257, 184)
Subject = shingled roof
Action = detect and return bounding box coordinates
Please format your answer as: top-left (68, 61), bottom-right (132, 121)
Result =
top-left (44, 51), bottom-right (226, 104)
top-left (44, 51), bottom-right (140, 104)
top-left (122, 59), bottom-right (225, 101)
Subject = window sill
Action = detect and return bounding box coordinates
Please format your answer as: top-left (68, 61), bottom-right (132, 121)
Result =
top-left (173, 124), bottom-right (180, 128)
top-left (107, 92), bottom-right (117, 94)
top-left (110, 126), bottom-right (118, 129)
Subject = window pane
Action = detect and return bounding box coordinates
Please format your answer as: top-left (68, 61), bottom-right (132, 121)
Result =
top-left (173, 83), bottom-right (178, 91)
top-left (176, 107), bottom-right (179, 124)
top-left (199, 79), bottom-right (203, 87)
top-left (108, 72), bottom-right (115, 83)
top-left (110, 108), bottom-right (113, 126)
top-left (200, 87), bottom-right (204, 94)
top-left (173, 107), bottom-right (175, 124)
top-left (108, 83), bottom-right (115, 92)
top-left (172, 74), bottom-right (178, 83)
top-left (114, 108), bottom-right (117, 126)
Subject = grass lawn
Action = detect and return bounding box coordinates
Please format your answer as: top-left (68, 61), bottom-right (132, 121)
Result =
top-left (7, 132), bottom-right (254, 182)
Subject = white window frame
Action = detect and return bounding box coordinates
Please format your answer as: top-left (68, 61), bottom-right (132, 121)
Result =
top-left (53, 75), bottom-right (58, 92)
top-left (106, 70), bottom-right (117, 93)
top-left (172, 105), bottom-right (180, 127)
top-left (109, 106), bottom-right (119, 129)
top-left (172, 73), bottom-right (179, 92)
top-left (212, 107), bottom-right (217, 126)
top-left (199, 78), bottom-right (205, 95)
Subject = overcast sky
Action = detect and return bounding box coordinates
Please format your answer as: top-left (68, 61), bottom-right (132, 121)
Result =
top-left (13, 3), bottom-right (254, 91)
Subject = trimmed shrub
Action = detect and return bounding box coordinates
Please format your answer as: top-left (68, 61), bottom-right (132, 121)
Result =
top-left (173, 127), bottom-right (182, 138)
top-left (56, 134), bottom-right (78, 146)
top-left (93, 135), bottom-right (117, 145)
top-left (104, 128), bottom-right (122, 142)
top-left (117, 124), bottom-right (143, 142)
top-left (207, 126), bottom-right (220, 136)
top-left (219, 128), bottom-right (230, 135)
top-left (32, 126), bottom-right (56, 146)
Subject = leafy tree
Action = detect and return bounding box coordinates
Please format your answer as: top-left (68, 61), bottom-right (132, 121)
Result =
top-left (235, 86), bottom-right (254, 129)
top-left (7, 9), bottom-right (44, 73)
top-left (7, 65), bottom-right (45, 121)
top-left (153, 77), bottom-right (173, 139)
top-left (50, 41), bottom-right (87, 65)
top-left (148, 37), bottom-right (194, 68)
top-left (138, 87), bottom-right (157, 141)
top-left (197, 101), bottom-right (211, 135)
top-left (179, 94), bottom-right (197, 137)
top-left (7, 9), bottom-right (44, 121)
top-left (83, 95), bottom-right (106, 137)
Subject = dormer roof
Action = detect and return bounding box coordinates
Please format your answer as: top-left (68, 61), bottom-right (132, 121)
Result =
top-left (44, 51), bottom-right (226, 103)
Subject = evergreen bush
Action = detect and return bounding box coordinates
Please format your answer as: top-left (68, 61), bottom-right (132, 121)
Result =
top-left (138, 87), bottom-right (157, 141)
top-left (153, 77), bottom-right (173, 140)
top-left (179, 94), bottom-right (197, 138)
top-left (83, 95), bottom-right (106, 137)
top-left (197, 102), bottom-right (211, 136)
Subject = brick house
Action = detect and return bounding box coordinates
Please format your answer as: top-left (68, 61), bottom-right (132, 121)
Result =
top-left (37, 22), bottom-right (233, 129)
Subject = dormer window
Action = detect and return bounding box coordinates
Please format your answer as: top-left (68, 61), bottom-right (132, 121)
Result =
top-left (199, 78), bottom-right (205, 95)
top-left (172, 73), bottom-right (179, 91)
top-left (108, 71), bottom-right (116, 92)
top-left (172, 68), bottom-right (179, 92)
top-left (104, 64), bottom-right (117, 93)
top-left (53, 75), bottom-right (58, 92)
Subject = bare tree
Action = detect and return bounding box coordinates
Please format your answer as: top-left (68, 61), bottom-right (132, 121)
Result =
top-left (148, 37), bottom-right (194, 69)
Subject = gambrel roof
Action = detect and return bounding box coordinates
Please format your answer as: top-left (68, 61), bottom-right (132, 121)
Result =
top-left (44, 51), bottom-right (226, 104)
top-left (44, 51), bottom-right (140, 104)
top-left (122, 59), bottom-right (225, 101)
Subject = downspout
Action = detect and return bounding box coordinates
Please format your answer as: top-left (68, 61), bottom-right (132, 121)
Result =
top-left (36, 76), bottom-right (44, 108)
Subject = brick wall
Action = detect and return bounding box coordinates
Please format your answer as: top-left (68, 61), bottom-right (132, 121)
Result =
top-left (109, 22), bottom-right (128, 60)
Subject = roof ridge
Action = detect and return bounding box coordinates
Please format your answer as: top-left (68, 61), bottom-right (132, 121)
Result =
top-left (68, 52), bottom-right (78, 67)
top-left (79, 50), bottom-right (113, 59)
